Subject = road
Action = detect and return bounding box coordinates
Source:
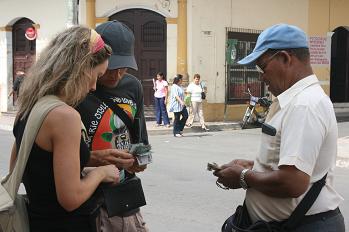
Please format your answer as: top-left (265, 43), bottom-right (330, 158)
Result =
top-left (0, 122), bottom-right (348, 231)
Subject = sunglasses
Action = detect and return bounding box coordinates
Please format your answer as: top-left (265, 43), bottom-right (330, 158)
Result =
top-left (255, 51), bottom-right (281, 74)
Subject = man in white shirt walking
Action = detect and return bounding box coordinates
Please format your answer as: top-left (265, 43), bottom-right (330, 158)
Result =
top-left (214, 24), bottom-right (345, 231)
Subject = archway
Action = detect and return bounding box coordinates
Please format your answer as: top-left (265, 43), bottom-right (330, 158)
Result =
top-left (11, 17), bottom-right (36, 104)
top-left (110, 9), bottom-right (167, 107)
top-left (330, 26), bottom-right (349, 102)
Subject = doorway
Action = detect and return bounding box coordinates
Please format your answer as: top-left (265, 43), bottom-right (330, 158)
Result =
top-left (110, 9), bottom-right (167, 107)
top-left (12, 18), bottom-right (36, 104)
top-left (330, 26), bottom-right (349, 102)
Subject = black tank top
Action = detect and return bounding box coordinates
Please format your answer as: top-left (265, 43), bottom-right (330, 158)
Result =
top-left (13, 117), bottom-right (95, 232)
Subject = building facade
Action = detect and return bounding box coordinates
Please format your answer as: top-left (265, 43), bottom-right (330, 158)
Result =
top-left (1, 0), bottom-right (348, 121)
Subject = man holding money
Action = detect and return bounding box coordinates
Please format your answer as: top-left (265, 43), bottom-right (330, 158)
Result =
top-left (77, 20), bottom-right (150, 232)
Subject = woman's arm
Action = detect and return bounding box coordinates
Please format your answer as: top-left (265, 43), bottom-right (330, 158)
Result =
top-left (175, 95), bottom-right (184, 106)
top-left (164, 86), bottom-right (168, 102)
top-left (38, 106), bottom-right (119, 211)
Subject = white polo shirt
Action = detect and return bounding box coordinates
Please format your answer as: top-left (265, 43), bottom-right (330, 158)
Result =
top-left (245, 74), bottom-right (343, 222)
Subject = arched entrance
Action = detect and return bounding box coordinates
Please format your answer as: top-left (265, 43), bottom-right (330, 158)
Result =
top-left (330, 26), bottom-right (349, 102)
top-left (11, 18), bottom-right (36, 104)
top-left (110, 9), bottom-right (167, 107)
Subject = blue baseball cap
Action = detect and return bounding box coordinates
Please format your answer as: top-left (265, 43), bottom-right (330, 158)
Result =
top-left (238, 24), bottom-right (309, 65)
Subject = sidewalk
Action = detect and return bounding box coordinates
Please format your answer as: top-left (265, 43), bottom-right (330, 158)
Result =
top-left (0, 112), bottom-right (15, 131)
top-left (0, 112), bottom-right (241, 134)
top-left (146, 120), bottom-right (241, 136)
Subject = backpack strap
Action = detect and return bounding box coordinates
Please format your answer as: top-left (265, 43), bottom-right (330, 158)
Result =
top-left (2, 95), bottom-right (66, 199)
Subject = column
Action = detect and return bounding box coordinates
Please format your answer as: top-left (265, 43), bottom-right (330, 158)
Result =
top-left (177, 0), bottom-right (188, 82)
top-left (86, 0), bottom-right (96, 28)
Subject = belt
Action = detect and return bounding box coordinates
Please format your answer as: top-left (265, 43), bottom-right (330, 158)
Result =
top-left (115, 208), bottom-right (140, 217)
top-left (299, 208), bottom-right (341, 226)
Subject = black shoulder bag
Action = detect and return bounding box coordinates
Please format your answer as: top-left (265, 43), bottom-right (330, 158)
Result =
top-left (93, 90), bottom-right (146, 217)
top-left (222, 174), bottom-right (327, 232)
top-left (200, 83), bottom-right (206, 100)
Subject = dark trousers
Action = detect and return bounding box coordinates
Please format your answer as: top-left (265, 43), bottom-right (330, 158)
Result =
top-left (154, 97), bottom-right (170, 125)
top-left (291, 208), bottom-right (345, 232)
top-left (173, 107), bottom-right (188, 135)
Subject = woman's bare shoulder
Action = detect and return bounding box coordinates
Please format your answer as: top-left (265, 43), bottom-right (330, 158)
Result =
top-left (45, 105), bottom-right (81, 127)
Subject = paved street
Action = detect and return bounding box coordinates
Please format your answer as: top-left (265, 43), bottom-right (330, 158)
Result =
top-left (0, 121), bottom-right (348, 231)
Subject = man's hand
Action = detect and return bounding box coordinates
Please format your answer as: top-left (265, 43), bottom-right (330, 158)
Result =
top-left (89, 149), bottom-right (134, 169)
top-left (126, 162), bottom-right (147, 174)
top-left (213, 164), bottom-right (244, 189)
top-left (228, 159), bottom-right (254, 169)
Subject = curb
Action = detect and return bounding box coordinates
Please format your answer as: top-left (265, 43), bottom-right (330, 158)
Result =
top-left (146, 122), bottom-right (242, 136)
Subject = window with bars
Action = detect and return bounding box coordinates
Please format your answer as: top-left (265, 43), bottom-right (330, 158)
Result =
top-left (142, 21), bottom-right (165, 48)
top-left (226, 28), bottom-right (265, 104)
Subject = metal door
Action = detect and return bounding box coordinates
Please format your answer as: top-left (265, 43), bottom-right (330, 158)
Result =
top-left (110, 9), bottom-right (167, 106)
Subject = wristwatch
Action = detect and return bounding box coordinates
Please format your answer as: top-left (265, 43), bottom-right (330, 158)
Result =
top-left (240, 169), bottom-right (250, 190)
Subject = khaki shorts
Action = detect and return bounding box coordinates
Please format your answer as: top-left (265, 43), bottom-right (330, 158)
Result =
top-left (96, 207), bottom-right (149, 232)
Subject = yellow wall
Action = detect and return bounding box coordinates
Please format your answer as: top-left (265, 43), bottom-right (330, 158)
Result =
top-left (308, 0), bottom-right (349, 95)
top-left (203, 103), bottom-right (246, 122)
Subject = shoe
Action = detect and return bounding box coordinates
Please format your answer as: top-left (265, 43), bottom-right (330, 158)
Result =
top-left (202, 127), bottom-right (210, 131)
top-left (186, 123), bottom-right (192, 128)
top-left (179, 131), bottom-right (183, 135)
top-left (174, 134), bottom-right (183, 137)
top-left (165, 124), bottom-right (171, 128)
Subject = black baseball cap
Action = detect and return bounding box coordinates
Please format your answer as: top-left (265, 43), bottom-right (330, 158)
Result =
top-left (95, 20), bottom-right (138, 70)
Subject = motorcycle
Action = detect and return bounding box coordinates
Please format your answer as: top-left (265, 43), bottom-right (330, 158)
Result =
top-left (241, 88), bottom-right (272, 129)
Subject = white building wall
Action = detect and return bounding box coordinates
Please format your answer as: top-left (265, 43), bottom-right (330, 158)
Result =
top-left (0, 0), bottom-right (310, 112)
top-left (188, 0), bottom-right (309, 103)
top-left (91, 0), bottom-right (178, 81)
top-left (0, 32), bottom-right (8, 112)
top-left (0, 0), bottom-right (69, 111)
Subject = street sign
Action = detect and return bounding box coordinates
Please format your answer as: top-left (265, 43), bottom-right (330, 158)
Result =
top-left (25, 27), bottom-right (37, 40)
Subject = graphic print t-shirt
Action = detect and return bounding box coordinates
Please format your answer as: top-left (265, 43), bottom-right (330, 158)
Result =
top-left (77, 94), bottom-right (136, 151)
top-left (77, 73), bottom-right (148, 151)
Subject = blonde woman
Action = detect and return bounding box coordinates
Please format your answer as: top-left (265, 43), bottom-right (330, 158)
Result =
top-left (10, 26), bottom-right (117, 232)
top-left (186, 74), bottom-right (209, 131)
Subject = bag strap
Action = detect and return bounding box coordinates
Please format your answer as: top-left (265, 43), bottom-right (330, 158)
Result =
top-left (2, 95), bottom-right (66, 199)
top-left (283, 173), bottom-right (328, 230)
top-left (93, 90), bottom-right (139, 143)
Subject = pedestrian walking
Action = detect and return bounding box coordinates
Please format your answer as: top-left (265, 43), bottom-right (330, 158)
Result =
top-left (154, 72), bottom-right (170, 127)
top-left (214, 24), bottom-right (345, 231)
top-left (169, 74), bottom-right (188, 137)
top-left (8, 70), bottom-right (25, 102)
top-left (186, 74), bottom-right (209, 131)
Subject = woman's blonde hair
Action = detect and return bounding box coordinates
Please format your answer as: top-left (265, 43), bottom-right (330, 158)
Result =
top-left (17, 26), bottom-right (111, 119)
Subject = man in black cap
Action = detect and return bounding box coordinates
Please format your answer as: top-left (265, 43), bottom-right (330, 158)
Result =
top-left (77, 20), bottom-right (149, 232)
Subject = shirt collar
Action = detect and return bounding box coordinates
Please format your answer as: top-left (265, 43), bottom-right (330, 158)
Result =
top-left (277, 74), bottom-right (319, 109)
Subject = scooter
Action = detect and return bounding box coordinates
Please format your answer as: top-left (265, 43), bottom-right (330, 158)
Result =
top-left (241, 88), bottom-right (272, 129)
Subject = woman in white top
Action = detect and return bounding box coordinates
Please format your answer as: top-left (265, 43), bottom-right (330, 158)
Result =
top-left (186, 74), bottom-right (209, 131)
top-left (153, 72), bottom-right (170, 127)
